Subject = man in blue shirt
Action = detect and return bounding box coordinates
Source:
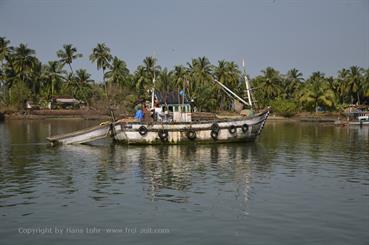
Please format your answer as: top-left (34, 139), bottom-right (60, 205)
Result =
top-left (134, 109), bottom-right (144, 121)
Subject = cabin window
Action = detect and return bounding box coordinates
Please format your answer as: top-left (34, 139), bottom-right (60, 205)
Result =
top-left (174, 106), bottom-right (178, 112)
top-left (168, 106), bottom-right (173, 112)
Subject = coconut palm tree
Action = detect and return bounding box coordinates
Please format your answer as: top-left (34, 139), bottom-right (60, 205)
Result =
top-left (11, 43), bottom-right (38, 94)
top-left (285, 68), bottom-right (303, 99)
top-left (362, 68), bottom-right (369, 100)
top-left (173, 65), bottom-right (188, 88)
top-left (143, 56), bottom-right (161, 81)
top-left (156, 68), bottom-right (175, 97)
top-left (187, 57), bottom-right (213, 85)
top-left (105, 56), bottom-right (130, 88)
top-left (214, 60), bottom-right (241, 110)
top-left (67, 69), bottom-right (93, 105)
top-left (345, 66), bottom-right (364, 104)
top-left (172, 65), bottom-right (189, 103)
top-left (256, 67), bottom-right (283, 103)
top-left (89, 43), bottom-right (112, 96)
top-left (0, 37), bottom-right (12, 100)
top-left (336, 68), bottom-right (349, 104)
top-left (56, 44), bottom-right (82, 74)
top-left (186, 57), bottom-right (214, 107)
top-left (42, 61), bottom-right (66, 99)
top-left (299, 72), bottom-right (335, 112)
top-left (0, 37), bottom-right (12, 76)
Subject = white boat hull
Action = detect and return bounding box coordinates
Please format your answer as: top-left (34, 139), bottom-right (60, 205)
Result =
top-left (47, 124), bottom-right (111, 145)
top-left (47, 109), bottom-right (269, 145)
top-left (113, 110), bottom-right (269, 145)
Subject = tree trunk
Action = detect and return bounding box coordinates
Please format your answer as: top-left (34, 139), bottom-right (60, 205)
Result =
top-left (103, 68), bottom-right (109, 100)
top-left (51, 79), bottom-right (54, 98)
top-left (357, 91), bottom-right (360, 105)
top-left (315, 101), bottom-right (318, 113)
top-left (68, 63), bottom-right (74, 75)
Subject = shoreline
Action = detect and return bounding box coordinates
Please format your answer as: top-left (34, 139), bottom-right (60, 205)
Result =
top-left (2, 109), bottom-right (111, 121)
top-left (1, 110), bottom-right (342, 123)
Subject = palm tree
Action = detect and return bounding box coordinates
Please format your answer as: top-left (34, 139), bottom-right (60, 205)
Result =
top-left (11, 43), bottom-right (38, 95)
top-left (66, 69), bottom-right (93, 105)
top-left (42, 61), bottom-right (66, 99)
top-left (31, 59), bottom-right (43, 97)
top-left (173, 65), bottom-right (188, 88)
top-left (336, 68), bottom-right (349, 104)
top-left (214, 60), bottom-right (241, 110)
top-left (89, 43), bottom-right (112, 96)
top-left (173, 65), bottom-right (189, 102)
top-left (156, 68), bottom-right (175, 98)
top-left (299, 72), bottom-right (335, 112)
top-left (0, 37), bottom-right (12, 77)
top-left (56, 44), bottom-right (82, 74)
top-left (105, 56), bottom-right (130, 88)
top-left (187, 57), bottom-right (213, 85)
top-left (285, 68), bottom-right (303, 99)
top-left (143, 56), bottom-right (161, 81)
top-left (255, 67), bottom-right (283, 104)
top-left (187, 57), bottom-right (213, 107)
top-left (0, 37), bottom-right (12, 99)
top-left (362, 68), bottom-right (369, 100)
top-left (345, 66), bottom-right (364, 104)
top-left (134, 65), bottom-right (147, 94)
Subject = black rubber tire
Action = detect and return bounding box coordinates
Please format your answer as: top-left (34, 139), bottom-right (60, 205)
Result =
top-left (211, 130), bottom-right (218, 140)
top-left (211, 123), bottom-right (220, 133)
top-left (228, 125), bottom-right (237, 134)
top-left (186, 129), bottom-right (197, 140)
top-left (138, 126), bottom-right (148, 136)
top-left (242, 124), bottom-right (249, 133)
top-left (158, 129), bottom-right (169, 141)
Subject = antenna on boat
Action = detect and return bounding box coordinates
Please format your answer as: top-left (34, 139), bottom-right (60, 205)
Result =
top-left (242, 59), bottom-right (253, 109)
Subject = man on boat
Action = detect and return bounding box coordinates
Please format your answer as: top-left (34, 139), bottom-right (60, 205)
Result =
top-left (134, 105), bottom-right (144, 122)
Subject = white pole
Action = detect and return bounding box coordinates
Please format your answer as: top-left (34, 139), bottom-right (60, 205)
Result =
top-left (213, 79), bottom-right (249, 106)
top-left (151, 52), bottom-right (156, 109)
top-left (242, 59), bottom-right (253, 108)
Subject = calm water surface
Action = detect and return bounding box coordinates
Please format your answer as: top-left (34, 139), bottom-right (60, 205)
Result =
top-left (0, 120), bottom-right (368, 245)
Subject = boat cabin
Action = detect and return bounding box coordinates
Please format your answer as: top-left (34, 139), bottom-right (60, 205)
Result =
top-left (358, 115), bottom-right (369, 122)
top-left (154, 91), bottom-right (191, 123)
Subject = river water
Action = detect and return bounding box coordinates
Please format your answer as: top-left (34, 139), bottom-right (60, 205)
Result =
top-left (0, 120), bottom-right (368, 245)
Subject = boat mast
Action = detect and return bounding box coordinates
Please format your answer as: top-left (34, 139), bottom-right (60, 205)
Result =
top-left (151, 53), bottom-right (156, 109)
top-left (243, 59), bottom-right (253, 109)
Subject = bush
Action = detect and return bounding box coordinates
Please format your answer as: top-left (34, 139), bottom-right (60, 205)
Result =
top-left (8, 81), bottom-right (32, 110)
top-left (270, 98), bottom-right (298, 117)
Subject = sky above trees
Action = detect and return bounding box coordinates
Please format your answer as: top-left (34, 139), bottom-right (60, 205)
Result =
top-left (0, 0), bottom-right (368, 82)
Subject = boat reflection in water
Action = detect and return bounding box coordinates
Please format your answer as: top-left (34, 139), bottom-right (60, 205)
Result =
top-left (60, 143), bottom-right (267, 207)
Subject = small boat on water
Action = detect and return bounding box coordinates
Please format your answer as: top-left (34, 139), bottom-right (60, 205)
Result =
top-left (47, 65), bottom-right (270, 145)
top-left (334, 110), bottom-right (369, 126)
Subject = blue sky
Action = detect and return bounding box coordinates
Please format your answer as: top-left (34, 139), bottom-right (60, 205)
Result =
top-left (0, 0), bottom-right (368, 82)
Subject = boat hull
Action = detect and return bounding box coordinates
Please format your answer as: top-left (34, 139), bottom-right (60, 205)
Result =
top-left (46, 124), bottom-right (111, 145)
top-left (113, 109), bottom-right (269, 145)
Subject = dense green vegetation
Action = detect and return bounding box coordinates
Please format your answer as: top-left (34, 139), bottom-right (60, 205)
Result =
top-left (1, 37), bottom-right (368, 115)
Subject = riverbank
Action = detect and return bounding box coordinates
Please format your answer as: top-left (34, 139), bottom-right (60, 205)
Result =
top-left (1, 109), bottom-right (343, 123)
top-left (2, 109), bottom-right (112, 120)
top-left (268, 112), bottom-right (341, 122)
top-left (216, 111), bottom-right (341, 123)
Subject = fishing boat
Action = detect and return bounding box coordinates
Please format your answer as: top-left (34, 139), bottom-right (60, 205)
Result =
top-left (334, 108), bottom-right (369, 126)
top-left (47, 63), bottom-right (270, 145)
